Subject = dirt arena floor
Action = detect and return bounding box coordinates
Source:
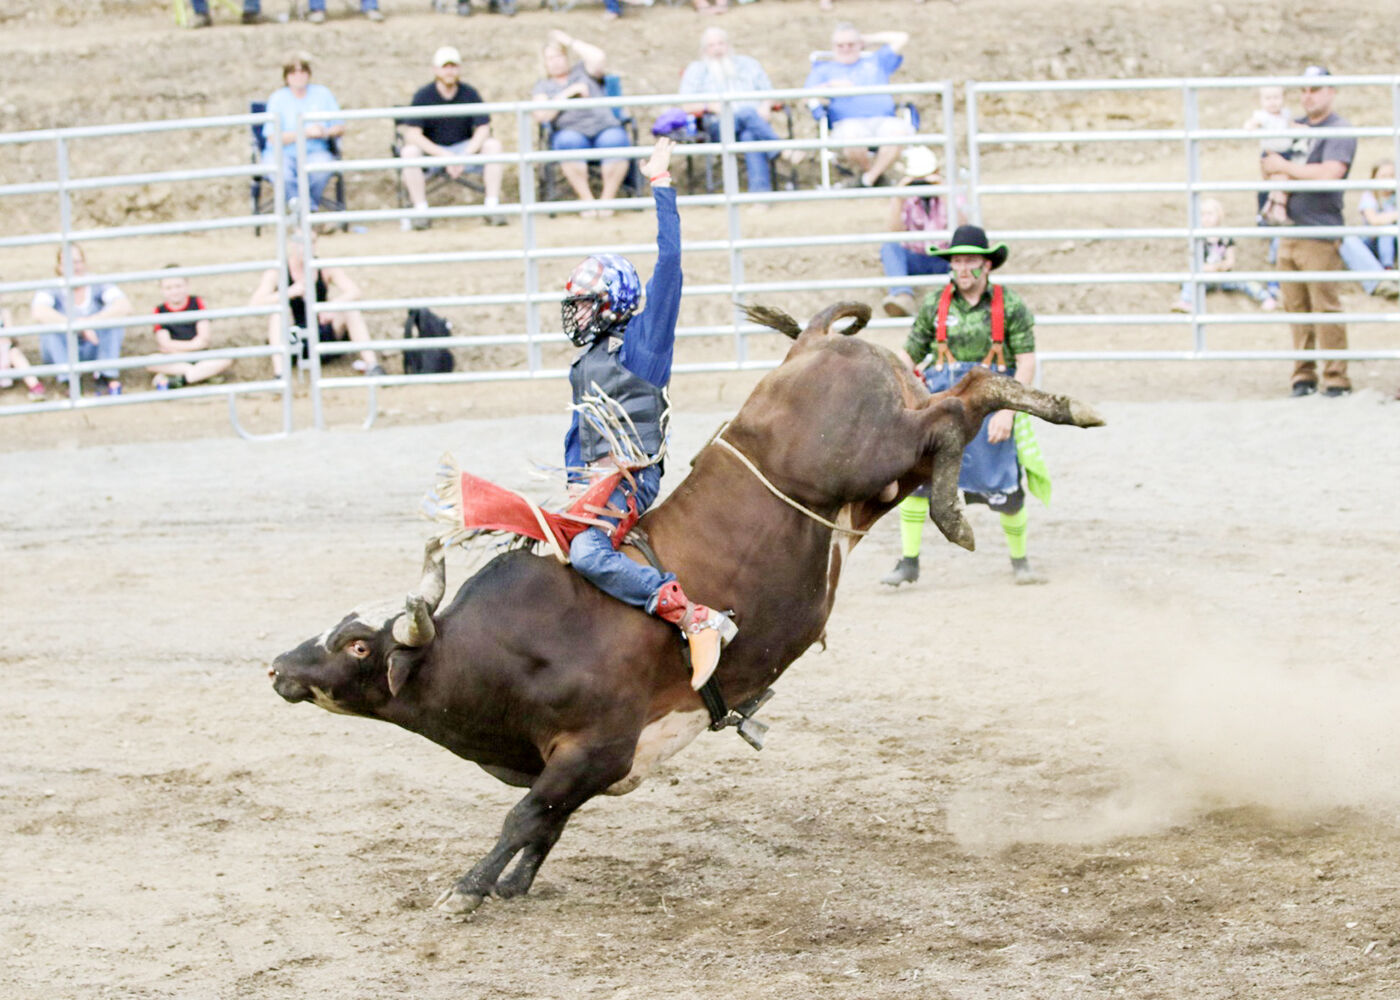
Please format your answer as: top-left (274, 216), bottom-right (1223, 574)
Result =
top-left (4, 1), bottom-right (1400, 997)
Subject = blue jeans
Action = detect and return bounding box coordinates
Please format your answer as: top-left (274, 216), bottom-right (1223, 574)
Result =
top-left (880, 244), bottom-right (950, 298)
top-left (308, 0), bottom-right (378, 8)
top-left (1340, 235), bottom-right (1389, 294)
top-left (191, 0), bottom-right (260, 11)
top-left (40, 328), bottom-right (124, 382)
top-left (551, 124), bottom-right (631, 167)
top-left (568, 465), bottom-right (673, 609)
top-left (604, 0), bottom-right (620, 11)
top-left (265, 148), bottom-right (337, 210)
top-left (703, 107), bottom-right (780, 193)
top-left (1177, 278), bottom-right (1273, 305)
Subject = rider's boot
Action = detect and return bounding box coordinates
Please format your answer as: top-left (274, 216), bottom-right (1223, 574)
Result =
top-left (651, 580), bottom-right (738, 690)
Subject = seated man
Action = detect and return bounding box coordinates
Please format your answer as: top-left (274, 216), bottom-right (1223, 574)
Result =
top-left (679, 27), bottom-right (800, 195)
top-left (261, 51), bottom-right (343, 214)
top-left (147, 266), bottom-right (233, 390)
top-left (250, 235), bottom-right (381, 378)
top-left (804, 23), bottom-right (912, 188)
top-left (398, 46), bottom-right (507, 228)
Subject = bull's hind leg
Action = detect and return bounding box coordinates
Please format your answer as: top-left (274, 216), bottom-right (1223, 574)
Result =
top-left (436, 737), bottom-right (636, 915)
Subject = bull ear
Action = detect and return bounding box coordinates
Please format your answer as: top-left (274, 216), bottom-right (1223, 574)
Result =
top-left (391, 593), bottom-right (436, 647)
top-left (386, 649), bottom-right (415, 697)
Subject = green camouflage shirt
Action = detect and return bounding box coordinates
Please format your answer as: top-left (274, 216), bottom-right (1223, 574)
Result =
top-left (904, 283), bottom-right (1036, 368)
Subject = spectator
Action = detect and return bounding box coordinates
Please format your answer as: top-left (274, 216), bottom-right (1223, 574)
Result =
top-left (693, 0), bottom-right (729, 13)
top-left (1261, 66), bottom-right (1356, 397)
top-left (30, 244), bottom-right (131, 396)
top-left (1173, 197), bottom-right (1279, 312)
top-left (879, 145), bottom-right (953, 317)
top-left (678, 27), bottom-right (798, 196)
top-left (262, 52), bottom-right (344, 214)
top-left (453, 0), bottom-right (517, 14)
top-left (189, 0), bottom-right (266, 27)
top-left (398, 46), bottom-right (507, 229)
top-left (0, 307), bottom-right (46, 401)
top-left (306, 0), bottom-right (383, 23)
top-left (532, 31), bottom-right (632, 218)
top-left (146, 267), bottom-right (232, 390)
top-left (1339, 159), bottom-right (1399, 298)
top-left (560, 138), bottom-right (736, 690)
top-left (804, 23), bottom-right (912, 188)
top-left (250, 236), bottom-right (381, 378)
top-left (1244, 84), bottom-right (1301, 225)
top-left (881, 225), bottom-right (1050, 588)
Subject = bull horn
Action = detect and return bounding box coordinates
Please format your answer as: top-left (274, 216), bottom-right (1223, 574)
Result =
top-left (392, 594), bottom-right (436, 647)
top-left (417, 541), bottom-right (447, 612)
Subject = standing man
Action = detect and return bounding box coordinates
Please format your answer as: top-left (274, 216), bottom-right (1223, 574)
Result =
top-left (880, 225), bottom-right (1051, 588)
top-left (398, 46), bottom-right (507, 228)
top-left (804, 23), bottom-right (912, 188)
top-left (1261, 66), bottom-right (1356, 398)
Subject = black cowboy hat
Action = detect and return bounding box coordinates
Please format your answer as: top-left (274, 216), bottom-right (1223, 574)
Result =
top-left (928, 224), bottom-right (1009, 270)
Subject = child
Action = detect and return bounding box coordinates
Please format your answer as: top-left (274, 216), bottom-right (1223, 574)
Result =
top-left (1243, 85), bottom-right (1300, 225)
top-left (1174, 198), bottom-right (1279, 312)
top-left (0, 306), bottom-right (46, 401)
top-left (148, 267), bottom-right (232, 389)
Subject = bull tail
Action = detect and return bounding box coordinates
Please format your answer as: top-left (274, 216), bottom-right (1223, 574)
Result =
top-left (741, 301), bottom-right (872, 343)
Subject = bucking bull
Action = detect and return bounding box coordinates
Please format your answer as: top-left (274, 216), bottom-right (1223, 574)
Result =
top-left (270, 302), bottom-right (1103, 915)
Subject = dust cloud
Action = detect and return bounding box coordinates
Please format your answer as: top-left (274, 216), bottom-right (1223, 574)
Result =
top-left (945, 604), bottom-right (1400, 850)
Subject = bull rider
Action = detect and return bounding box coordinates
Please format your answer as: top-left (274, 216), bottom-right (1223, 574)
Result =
top-left (560, 136), bottom-right (737, 689)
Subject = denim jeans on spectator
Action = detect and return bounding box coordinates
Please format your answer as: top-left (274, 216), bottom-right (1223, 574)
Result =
top-left (307, 0), bottom-right (378, 9)
top-left (880, 244), bottom-right (951, 299)
top-left (1339, 235), bottom-right (1391, 294)
top-left (191, 0), bottom-right (259, 11)
top-left (703, 107), bottom-right (780, 193)
top-left (551, 125), bottom-right (631, 167)
top-left (40, 328), bottom-right (124, 383)
top-left (568, 465), bottom-right (671, 609)
top-left (266, 148), bottom-right (337, 210)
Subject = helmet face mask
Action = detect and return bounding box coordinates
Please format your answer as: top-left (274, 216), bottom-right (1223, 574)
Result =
top-left (562, 293), bottom-right (607, 347)
top-left (563, 254), bottom-right (643, 347)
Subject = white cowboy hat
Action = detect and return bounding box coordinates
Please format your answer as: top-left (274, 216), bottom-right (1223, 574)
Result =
top-left (901, 146), bottom-right (939, 180)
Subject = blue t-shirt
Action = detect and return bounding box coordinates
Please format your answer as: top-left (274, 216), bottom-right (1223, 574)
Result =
top-left (262, 83), bottom-right (343, 156)
top-left (804, 46), bottom-right (902, 122)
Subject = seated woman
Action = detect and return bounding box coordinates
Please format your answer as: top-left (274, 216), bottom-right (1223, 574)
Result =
top-left (880, 146), bottom-right (954, 317)
top-left (1340, 160), bottom-right (1399, 298)
top-left (29, 243), bottom-right (131, 395)
top-left (0, 306), bottom-right (46, 401)
top-left (531, 30), bottom-right (631, 219)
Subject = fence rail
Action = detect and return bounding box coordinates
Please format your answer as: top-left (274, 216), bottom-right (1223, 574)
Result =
top-left (2, 75), bottom-right (1398, 428)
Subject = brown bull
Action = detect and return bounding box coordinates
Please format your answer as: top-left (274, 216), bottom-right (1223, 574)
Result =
top-left (270, 301), bottom-right (1103, 915)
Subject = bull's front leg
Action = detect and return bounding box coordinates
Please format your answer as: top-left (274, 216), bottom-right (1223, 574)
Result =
top-left (435, 737), bottom-right (637, 915)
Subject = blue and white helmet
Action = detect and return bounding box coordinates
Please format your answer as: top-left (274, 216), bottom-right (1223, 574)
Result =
top-left (562, 253), bottom-right (643, 346)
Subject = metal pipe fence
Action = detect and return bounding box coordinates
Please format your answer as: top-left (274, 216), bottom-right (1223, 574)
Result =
top-left (2, 75), bottom-right (1398, 429)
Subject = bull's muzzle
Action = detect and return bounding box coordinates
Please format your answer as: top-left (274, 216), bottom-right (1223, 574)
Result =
top-left (269, 658), bottom-right (311, 703)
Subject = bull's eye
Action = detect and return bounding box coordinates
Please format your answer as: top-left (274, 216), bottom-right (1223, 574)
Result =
top-left (345, 639), bottom-right (371, 659)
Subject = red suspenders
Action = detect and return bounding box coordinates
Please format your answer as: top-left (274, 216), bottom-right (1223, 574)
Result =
top-left (932, 283), bottom-right (1006, 372)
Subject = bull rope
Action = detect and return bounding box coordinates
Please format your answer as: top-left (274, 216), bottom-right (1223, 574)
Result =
top-left (713, 435), bottom-right (868, 537)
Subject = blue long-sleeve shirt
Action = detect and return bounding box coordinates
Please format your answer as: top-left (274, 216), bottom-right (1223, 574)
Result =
top-left (564, 185), bottom-right (682, 472)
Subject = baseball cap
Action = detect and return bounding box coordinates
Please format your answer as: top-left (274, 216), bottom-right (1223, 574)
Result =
top-left (434, 46), bottom-right (462, 68)
top-left (1301, 65), bottom-right (1332, 79)
top-left (902, 146), bottom-right (939, 180)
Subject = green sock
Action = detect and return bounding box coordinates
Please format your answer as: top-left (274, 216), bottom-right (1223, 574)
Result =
top-left (899, 495), bottom-right (929, 558)
top-left (1000, 507), bottom-right (1029, 560)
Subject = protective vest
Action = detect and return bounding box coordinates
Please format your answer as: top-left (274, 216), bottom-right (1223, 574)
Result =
top-left (931, 283), bottom-right (1006, 371)
top-left (569, 334), bottom-right (667, 464)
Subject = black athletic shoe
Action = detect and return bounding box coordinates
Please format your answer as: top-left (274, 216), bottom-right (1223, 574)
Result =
top-left (1290, 381), bottom-right (1317, 397)
top-left (1322, 385), bottom-right (1351, 398)
top-left (880, 556), bottom-right (919, 587)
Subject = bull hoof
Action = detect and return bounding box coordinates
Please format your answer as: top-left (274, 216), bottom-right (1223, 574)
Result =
top-left (1068, 399), bottom-right (1105, 427)
top-left (434, 886), bottom-right (486, 915)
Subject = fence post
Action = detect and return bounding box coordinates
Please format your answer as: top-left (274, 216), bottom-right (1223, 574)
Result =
top-left (966, 81), bottom-right (982, 226)
top-left (718, 101), bottom-right (747, 367)
top-left (55, 136), bottom-right (80, 404)
top-left (519, 109), bottom-right (542, 376)
top-left (1183, 82), bottom-right (1204, 351)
